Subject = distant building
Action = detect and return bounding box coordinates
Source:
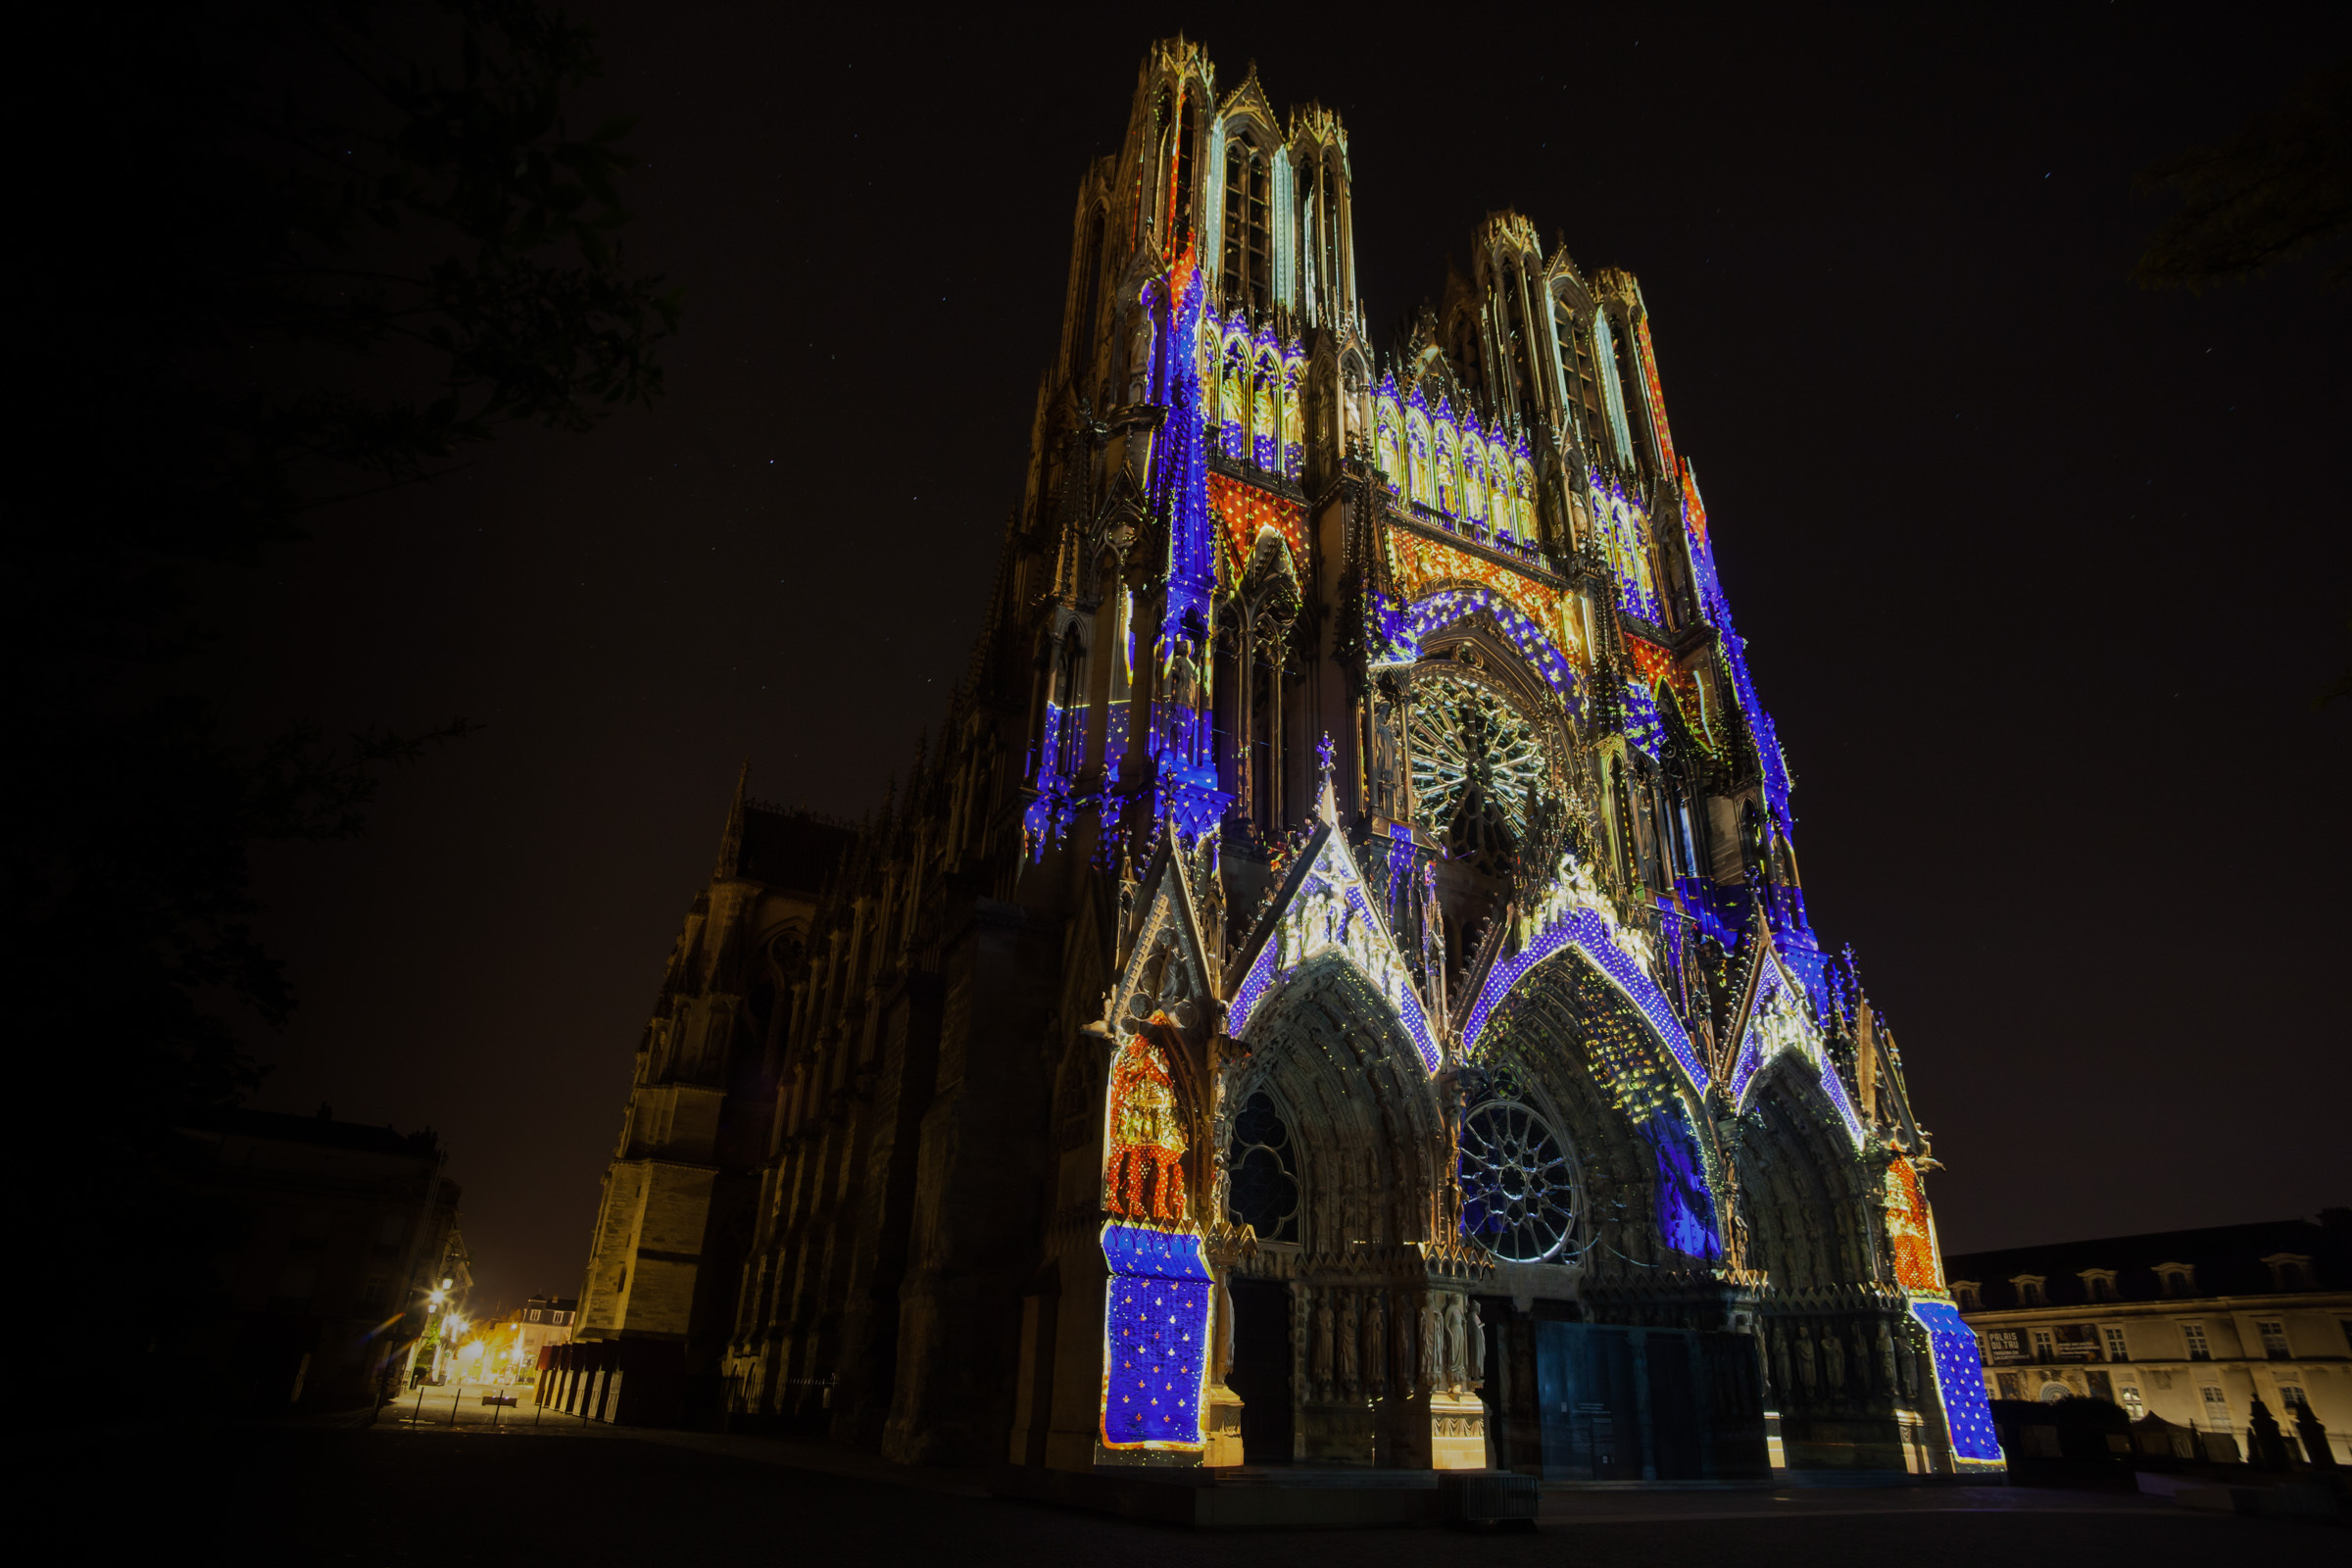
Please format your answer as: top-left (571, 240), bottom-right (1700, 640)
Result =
top-left (185, 1106), bottom-right (464, 1410)
top-left (516, 1296), bottom-right (577, 1376)
top-left (1947, 1214), bottom-right (2352, 1462)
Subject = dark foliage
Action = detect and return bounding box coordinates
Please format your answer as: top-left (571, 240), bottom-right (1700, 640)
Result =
top-left (2133, 59), bottom-right (2352, 291)
top-left (8, 0), bottom-right (671, 1408)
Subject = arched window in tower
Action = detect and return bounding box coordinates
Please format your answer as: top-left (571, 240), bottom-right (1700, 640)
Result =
top-left (1319, 152), bottom-right (1343, 312)
top-left (1220, 329), bottom-right (1250, 460)
top-left (1498, 263), bottom-right (1535, 418)
top-left (1172, 96), bottom-right (1200, 238)
top-left (1592, 313), bottom-right (1638, 468)
top-left (1404, 402), bottom-right (1434, 508)
top-left (1251, 340), bottom-right (1280, 470)
top-left (1375, 389), bottom-right (1404, 492)
top-left (1280, 348), bottom-right (1304, 479)
top-left (1221, 131), bottom-right (1272, 314)
top-left (1224, 1090), bottom-right (1299, 1244)
top-left (1433, 409), bottom-right (1461, 517)
top-left (1608, 314), bottom-right (1653, 469)
top-left (1555, 299), bottom-right (1603, 452)
top-left (1075, 210), bottom-right (1106, 376)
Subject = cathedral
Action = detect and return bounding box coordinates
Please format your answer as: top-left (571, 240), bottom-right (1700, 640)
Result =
top-left (561, 37), bottom-right (2001, 1483)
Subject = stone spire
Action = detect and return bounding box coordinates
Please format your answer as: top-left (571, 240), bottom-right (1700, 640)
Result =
top-left (713, 760), bottom-right (750, 882)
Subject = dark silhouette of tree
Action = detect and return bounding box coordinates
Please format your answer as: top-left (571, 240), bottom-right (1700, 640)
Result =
top-left (9, 1), bottom-right (674, 1409)
top-left (2135, 62), bottom-right (2352, 707)
top-left (2134, 60), bottom-right (2352, 291)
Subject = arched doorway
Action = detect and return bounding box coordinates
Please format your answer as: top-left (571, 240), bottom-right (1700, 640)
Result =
top-left (1219, 952), bottom-right (1461, 1466)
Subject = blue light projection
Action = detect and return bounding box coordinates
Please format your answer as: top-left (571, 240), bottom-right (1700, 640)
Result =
top-left (1100, 1222), bottom-right (1213, 1450)
top-left (1680, 468), bottom-right (1792, 838)
top-left (1022, 701), bottom-right (1084, 858)
top-left (1460, 906), bottom-right (1708, 1094)
top-left (1621, 678), bottom-right (1664, 762)
top-left (1647, 1106), bottom-right (1722, 1259)
top-left (1910, 1299), bottom-right (2004, 1465)
top-left (1144, 242), bottom-right (1232, 844)
top-left (1226, 937), bottom-right (1279, 1038)
top-left (1224, 835), bottom-right (1439, 1073)
top-left (1373, 588), bottom-right (1581, 715)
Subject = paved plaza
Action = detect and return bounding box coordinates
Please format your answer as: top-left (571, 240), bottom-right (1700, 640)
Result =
top-left (34, 1411), bottom-right (2328, 1565)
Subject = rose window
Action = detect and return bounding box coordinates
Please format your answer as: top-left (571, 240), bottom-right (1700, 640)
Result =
top-left (1458, 1100), bottom-right (1576, 1263)
top-left (1406, 670), bottom-right (1547, 870)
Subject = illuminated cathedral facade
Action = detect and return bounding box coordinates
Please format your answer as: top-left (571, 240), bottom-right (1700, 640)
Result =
top-left (569, 38), bottom-right (2000, 1480)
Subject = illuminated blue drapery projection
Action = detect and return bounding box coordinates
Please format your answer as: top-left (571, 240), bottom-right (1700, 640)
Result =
top-left (1646, 1104), bottom-right (1722, 1260)
top-left (1099, 1223), bottom-right (1214, 1450)
top-left (1910, 1299), bottom-right (2003, 1464)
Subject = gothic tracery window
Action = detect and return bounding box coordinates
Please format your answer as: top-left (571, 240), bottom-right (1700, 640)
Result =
top-left (1459, 1099), bottom-right (1577, 1262)
top-left (1407, 668), bottom-right (1545, 874)
top-left (1225, 1090), bottom-right (1299, 1243)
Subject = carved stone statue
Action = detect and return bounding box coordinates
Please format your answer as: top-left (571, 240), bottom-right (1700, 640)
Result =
top-left (1364, 1292), bottom-right (1388, 1398)
top-left (1468, 1298), bottom-right (1487, 1387)
top-left (1418, 1295), bottom-right (1441, 1391)
top-left (1313, 1292), bottom-right (1335, 1399)
top-left (1338, 1291), bottom-right (1359, 1398)
top-left (1369, 693), bottom-right (1402, 820)
top-left (1823, 1328), bottom-right (1846, 1391)
top-left (1211, 1277), bottom-right (1235, 1383)
top-left (1796, 1332), bottom-right (1818, 1394)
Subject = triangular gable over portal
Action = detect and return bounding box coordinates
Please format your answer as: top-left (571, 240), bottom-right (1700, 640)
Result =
top-left (1454, 856), bottom-right (1711, 1096)
top-left (1219, 804), bottom-right (1440, 1074)
top-left (1099, 834), bottom-right (1220, 1039)
top-left (1725, 931), bottom-right (1865, 1151)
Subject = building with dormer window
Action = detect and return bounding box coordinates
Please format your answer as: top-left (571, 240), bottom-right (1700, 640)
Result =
top-left (1947, 1213), bottom-right (2352, 1461)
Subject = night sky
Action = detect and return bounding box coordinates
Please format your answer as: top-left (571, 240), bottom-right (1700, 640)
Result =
top-left (234, 6), bottom-right (2352, 1310)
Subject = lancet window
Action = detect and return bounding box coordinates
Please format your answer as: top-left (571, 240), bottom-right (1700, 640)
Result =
top-left (1554, 299), bottom-right (1605, 456)
top-left (1496, 261), bottom-right (1537, 419)
top-left (1461, 425), bottom-right (1486, 524)
top-left (1074, 211), bottom-right (1106, 378)
top-left (1375, 389), bottom-right (1404, 492)
top-left (1404, 404), bottom-right (1434, 508)
top-left (1433, 414), bottom-right (1460, 515)
top-left (1220, 332), bottom-right (1250, 460)
top-left (1280, 351), bottom-right (1304, 479)
top-left (1222, 133), bottom-right (1273, 314)
top-left (1251, 341), bottom-right (1280, 469)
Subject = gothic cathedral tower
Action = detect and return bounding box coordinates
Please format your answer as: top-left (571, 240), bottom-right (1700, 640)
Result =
top-left (570, 37), bottom-right (2001, 1481)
